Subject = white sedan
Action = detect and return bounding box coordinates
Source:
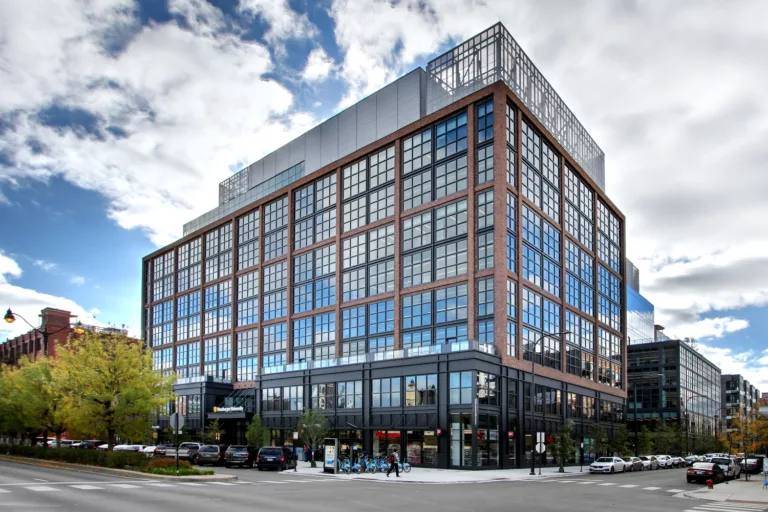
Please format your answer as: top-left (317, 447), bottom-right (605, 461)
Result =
top-left (589, 457), bottom-right (626, 474)
top-left (142, 446), bottom-right (158, 458)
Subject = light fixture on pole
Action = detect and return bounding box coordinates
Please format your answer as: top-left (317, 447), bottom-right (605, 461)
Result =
top-left (529, 331), bottom-right (569, 476)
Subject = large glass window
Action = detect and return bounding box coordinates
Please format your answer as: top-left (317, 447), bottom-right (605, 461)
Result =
top-left (337, 381), bottom-right (363, 409)
top-left (477, 372), bottom-right (498, 406)
top-left (506, 103), bottom-right (516, 186)
top-left (341, 225), bottom-right (395, 302)
top-left (294, 174), bottom-right (337, 250)
top-left (262, 323), bottom-right (286, 370)
top-left (372, 378), bottom-right (401, 408)
top-left (522, 205), bottom-right (561, 296)
top-left (237, 210), bottom-right (260, 270)
top-left (311, 383), bottom-right (335, 409)
top-left (175, 341), bottom-right (200, 378)
top-left (203, 335), bottom-right (231, 380)
top-left (342, 147), bottom-right (395, 233)
top-left (450, 371), bottom-right (472, 405)
top-left (177, 238), bottom-right (201, 293)
top-left (506, 192), bottom-right (517, 273)
top-left (292, 244), bottom-right (336, 313)
top-left (204, 280), bottom-right (231, 335)
top-left (263, 196), bottom-right (287, 261)
top-left (205, 224), bottom-right (233, 283)
top-left (176, 292), bottom-right (201, 342)
top-left (521, 120), bottom-right (561, 223)
top-left (405, 374), bottom-right (438, 406)
top-left (152, 251), bottom-right (174, 302)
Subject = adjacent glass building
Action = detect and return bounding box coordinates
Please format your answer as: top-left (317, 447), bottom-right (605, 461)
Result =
top-left (625, 260), bottom-right (654, 345)
top-left (628, 339), bottom-right (721, 444)
top-left (143, 23), bottom-right (628, 469)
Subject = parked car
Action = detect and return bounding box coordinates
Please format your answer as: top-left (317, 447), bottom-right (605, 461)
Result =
top-left (589, 457), bottom-right (626, 474)
top-left (142, 445), bottom-right (157, 458)
top-left (710, 457), bottom-right (741, 480)
top-left (684, 456), bottom-right (698, 467)
top-left (638, 455), bottom-right (658, 470)
top-left (196, 445), bottom-right (228, 466)
top-left (97, 444), bottom-right (109, 450)
top-left (256, 447), bottom-right (297, 471)
top-left (114, 444), bottom-right (145, 452)
top-left (687, 462), bottom-right (725, 484)
top-left (177, 442), bottom-right (202, 463)
top-left (656, 455), bottom-right (672, 468)
top-left (671, 456), bottom-right (685, 468)
top-left (76, 440), bottom-right (103, 450)
top-left (153, 444), bottom-right (175, 457)
top-left (741, 456), bottom-right (764, 474)
top-left (225, 445), bottom-right (258, 468)
top-left (58, 440), bottom-right (78, 448)
top-left (621, 457), bottom-right (644, 472)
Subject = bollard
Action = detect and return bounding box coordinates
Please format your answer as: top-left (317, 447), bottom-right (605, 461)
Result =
top-left (706, 479), bottom-right (714, 489)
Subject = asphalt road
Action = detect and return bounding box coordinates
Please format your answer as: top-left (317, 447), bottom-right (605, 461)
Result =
top-left (0, 459), bottom-right (744, 512)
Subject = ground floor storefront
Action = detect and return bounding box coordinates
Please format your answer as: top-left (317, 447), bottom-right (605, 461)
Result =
top-left (168, 349), bottom-right (626, 469)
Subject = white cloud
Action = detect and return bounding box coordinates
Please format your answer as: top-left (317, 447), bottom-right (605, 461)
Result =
top-left (0, 251), bottom-right (23, 284)
top-left (89, 308), bottom-right (101, 316)
top-left (696, 344), bottom-right (768, 394)
top-left (0, 0), bottom-right (317, 247)
top-left (70, 276), bottom-right (85, 286)
top-left (34, 259), bottom-right (58, 272)
top-left (0, 252), bottom-right (102, 339)
top-left (301, 48), bottom-right (335, 83)
top-left (328, 0), bottom-right (768, 339)
top-left (237, 0), bottom-right (318, 48)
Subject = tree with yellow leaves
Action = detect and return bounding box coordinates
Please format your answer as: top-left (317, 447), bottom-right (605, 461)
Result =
top-left (54, 331), bottom-right (174, 449)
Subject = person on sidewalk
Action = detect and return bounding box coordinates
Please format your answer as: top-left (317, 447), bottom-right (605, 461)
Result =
top-left (386, 449), bottom-right (400, 478)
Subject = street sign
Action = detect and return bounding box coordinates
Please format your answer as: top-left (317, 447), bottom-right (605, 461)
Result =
top-left (535, 442), bottom-right (546, 454)
top-left (293, 432), bottom-right (299, 440)
top-left (170, 413), bottom-right (185, 431)
top-left (537, 432), bottom-right (545, 443)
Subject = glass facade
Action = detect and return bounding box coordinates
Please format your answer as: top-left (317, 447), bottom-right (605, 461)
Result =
top-left (145, 36), bottom-right (626, 468)
top-left (627, 286), bottom-right (654, 345)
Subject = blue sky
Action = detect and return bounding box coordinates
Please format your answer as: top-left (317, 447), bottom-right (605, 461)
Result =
top-left (1, 0), bottom-right (766, 389)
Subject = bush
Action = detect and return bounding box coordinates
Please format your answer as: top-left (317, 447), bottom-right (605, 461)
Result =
top-left (0, 444), bottom-right (147, 469)
top-left (146, 458), bottom-right (192, 470)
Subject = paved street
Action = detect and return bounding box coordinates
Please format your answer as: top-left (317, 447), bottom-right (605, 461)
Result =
top-left (4, 459), bottom-right (762, 512)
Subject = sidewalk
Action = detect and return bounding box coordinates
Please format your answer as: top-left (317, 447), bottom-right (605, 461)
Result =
top-left (291, 462), bottom-right (589, 484)
top-left (684, 477), bottom-right (768, 504)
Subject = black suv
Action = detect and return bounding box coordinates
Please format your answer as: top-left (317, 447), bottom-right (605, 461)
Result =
top-left (224, 445), bottom-right (257, 468)
top-left (196, 445), bottom-right (228, 466)
top-left (256, 447), bottom-right (297, 471)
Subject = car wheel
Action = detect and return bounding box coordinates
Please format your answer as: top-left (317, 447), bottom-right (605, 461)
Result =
top-left (610, 467), bottom-right (614, 474)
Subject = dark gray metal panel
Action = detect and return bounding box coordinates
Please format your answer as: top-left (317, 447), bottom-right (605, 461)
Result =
top-left (263, 151), bottom-right (276, 179)
top-left (289, 135), bottom-right (306, 168)
top-left (276, 144), bottom-right (290, 173)
top-left (397, 70), bottom-right (423, 129)
top-left (338, 107), bottom-right (357, 158)
top-left (376, 82), bottom-right (398, 139)
top-left (356, 95), bottom-right (377, 149)
top-left (248, 159), bottom-right (264, 190)
top-left (305, 125), bottom-right (322, 173)
top-left (321, 115), bottom-right (339, 167)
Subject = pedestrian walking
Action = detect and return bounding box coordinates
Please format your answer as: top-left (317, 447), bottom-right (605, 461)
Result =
top-left (386, 449), bottom-right (400, 478)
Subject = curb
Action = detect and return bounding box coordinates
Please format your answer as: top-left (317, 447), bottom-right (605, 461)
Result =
top-left (0, 455), bottom-right (237, 482)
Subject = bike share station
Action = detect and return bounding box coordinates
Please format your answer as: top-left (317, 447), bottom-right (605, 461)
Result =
top-left (324, 438), bottom-right (338, 474)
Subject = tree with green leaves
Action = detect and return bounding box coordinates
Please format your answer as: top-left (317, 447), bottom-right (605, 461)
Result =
top-left (297, 409), bottom-right (329, 468)
top-left (54, 331), bottom-right (175, 449)
top-left (609, 425), bottom-right (632, 456)
top-left (0, 364), bottom-right (28, 441)
top-left (552, 421), bottom-right (575, 472)
top-left (652, 423), bottom-right (674, 454)
top-left (245, 415), bottom-right (270, 448)
top-left (637, 425), bottom-right (654, 455)
top-left (589, 423), bottom-right (609, 457)
top-left (204, 419), bottom-right (226, 445)
top-left (13, 356), bottom-right (69, 448)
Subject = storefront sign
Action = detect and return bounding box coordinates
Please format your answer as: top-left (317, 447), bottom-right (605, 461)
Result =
top-left (214, 406), bottom-right (244, 413)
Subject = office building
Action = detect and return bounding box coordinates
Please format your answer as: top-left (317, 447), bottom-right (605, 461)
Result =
top-left (722, 374), bottom-right (762, 430)
top-left (143, 23), bottom-right (627, 469)
top-left (627, 339), bottom-right (722, 444)
top-left (625, 259), bottom-right (654, 345)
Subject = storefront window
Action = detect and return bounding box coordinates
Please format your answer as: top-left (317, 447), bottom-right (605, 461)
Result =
top-left (477, 414), bottom-right (499, 466)
top-left (449, 371), bottom-right (472, 404)
top-left (406, 430), bottom-right (438, 466)
top-left (508, 416), bottom-right (517, 467)
top-left (373, 430), bottom-right (401, 457)
top-left (405, 374), bottom-right (437, 406)
top-left (450, 413), bottom-right (472, 467)
top-left (477, 372), bottom-right (498, 406)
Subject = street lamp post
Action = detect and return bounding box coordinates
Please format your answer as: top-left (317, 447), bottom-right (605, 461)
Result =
top-left (4, 308), bottom-right (84, 357)
top-left (529, 331), bottom-right (569, 476)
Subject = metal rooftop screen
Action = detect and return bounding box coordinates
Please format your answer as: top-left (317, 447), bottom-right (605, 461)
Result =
top-left (426, 23), bottom-right (605, 188)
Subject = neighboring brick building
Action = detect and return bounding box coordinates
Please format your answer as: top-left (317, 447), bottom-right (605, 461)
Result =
top-left (143, 23), bottom-right (628, 469)
top-left (1, 308), bottom-right (75, 364)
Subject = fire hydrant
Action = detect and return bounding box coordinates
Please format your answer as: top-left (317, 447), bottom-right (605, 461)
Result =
top-left (706, 479), bottom-right (714, 489)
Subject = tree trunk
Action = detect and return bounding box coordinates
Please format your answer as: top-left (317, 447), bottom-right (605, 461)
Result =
top-left (42, 429), bottom-right (48, 449)
top-left (108, 429), bottom-right (116, 451)
top-left (56, 431), bottom-right (62, 449)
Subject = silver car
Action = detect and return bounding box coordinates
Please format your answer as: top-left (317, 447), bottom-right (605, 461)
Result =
top-left (622, 457), bottom-right (644, 472)
top-left (639, 455), bottom-right (658, 470)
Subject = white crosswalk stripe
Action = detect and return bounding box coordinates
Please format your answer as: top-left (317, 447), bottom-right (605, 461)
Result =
top-left (684, 504), bottom-right (768, 512)
top-left (145, 483), bottom-right (176, 487)
top-left (619, 484), bottom-right (639, 488)
top-left (109, 484), bottom-right (141, 489)
top-left (25, 486), bottom-right (58, 492)
top-left (597, 483), bottom-right (617, 486)
top-left (208, 482), bottom-right (239, 486)
top-left (643, 487), bottom-right (661, 490)
top-left (0, 489), bottom-right (10, 493)
top-left (70, 485), bottom-right (104, 490)
top-left (177, 482), bottom-right (205, 486)
top-left (666, 489), bottom-right (686, 492)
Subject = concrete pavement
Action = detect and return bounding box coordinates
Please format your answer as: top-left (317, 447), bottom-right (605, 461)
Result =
top-left (0, 458), bottom-right (733, 512)
top-left (684, 477), bottom-right (768, 504)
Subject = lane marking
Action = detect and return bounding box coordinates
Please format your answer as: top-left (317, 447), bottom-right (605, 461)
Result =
top-left (145, 483), bottom-right (176, 487)
top-left (33, 479), bottom-right (49, 482)
top-left (258, 481), bottom-right (288, 484)
top-left (208, 482), bottom-right (239, 486)
top-left (597, 483), bottom-right (617, 486)
top-left (642, 487), bottom-right (661, 490)
top-left (620, 484), bottom-right (639, 488)
top-left (25, 486), bottom-right (58, 492)
top-left (0, 490), bottom-right (9, 493)
top-left (666, 489), bottom-right (686, 492)
top-left (109, 484), bottom-right (141, 489)
top-left (695, 506), bottom-right (768, 512)
top-left (70, 485), bottom-right (104, 490)
top-left (177, 483), bottom-right (205, 486)
top-left (576, 481), bottom-right (596, 484)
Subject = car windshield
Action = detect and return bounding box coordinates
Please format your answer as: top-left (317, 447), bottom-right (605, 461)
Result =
top-left (260, 448), bottom-right (282, 455)
top-left (692, 463), bottom-right (713, 469)
top-left (711, 458), bottom-right (730, 465)
top-left (200, 446), bottom-right (219, 452)
top-left (622, 458), bottom-right (632, 462)
top-left (639, 456), bottom-right (649, 461)
top-left (595, 458), bottom-right (613, 463)
top-left (227, 446), bottom-right (246, 451)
